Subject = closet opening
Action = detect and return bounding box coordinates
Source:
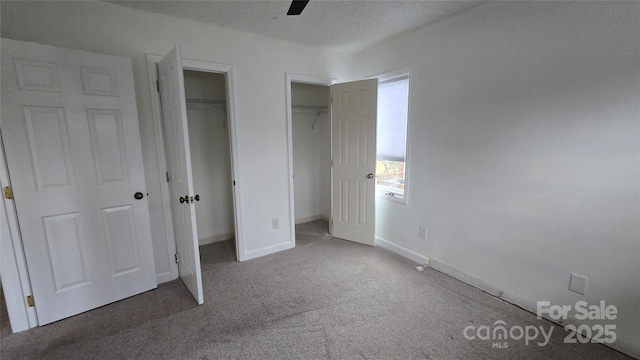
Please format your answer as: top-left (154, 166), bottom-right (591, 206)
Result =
top-left (183, 70), bottom-right (237, 267)
top-left (289, 81), bottom-right (331, 239)
top-left (287, 75), bottom-right (380, 247)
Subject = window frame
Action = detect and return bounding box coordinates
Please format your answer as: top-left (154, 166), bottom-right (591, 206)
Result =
top-left (374, 70), bottom-right (411, 204)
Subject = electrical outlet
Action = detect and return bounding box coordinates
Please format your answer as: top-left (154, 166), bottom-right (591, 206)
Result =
top-left (418, 226), bottom-right (427, 239)
top-left (272, 218), bottom-right (279, 229)
top-left (569, 273), bottom-right (587, 295)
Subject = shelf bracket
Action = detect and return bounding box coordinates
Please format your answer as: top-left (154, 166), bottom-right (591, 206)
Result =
top-left (311, 108), bottom-right (323, 129)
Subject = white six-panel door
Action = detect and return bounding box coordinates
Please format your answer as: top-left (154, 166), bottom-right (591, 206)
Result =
top-left (0, 39), bottom-right (157, 325)
top-left (157, 47), bottom-right (204, 305)
top-left (331, 79), bottom-right (378, 246)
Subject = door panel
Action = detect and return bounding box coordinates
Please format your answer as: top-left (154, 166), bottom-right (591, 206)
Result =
top-left (1, 39), bottom-right (157, 325)
top-left (23, 106), bottom-right (75, 189)
top-left (43, 212), bottom-right (90, 291)
top-left (103, 205), bottom-right (140, 276)
top-left (87, 109), bottom-right (129, 184)
top-left (331, 79), bottom-right (377, 246)
top-left (157, 47), bottom-right (203, 305)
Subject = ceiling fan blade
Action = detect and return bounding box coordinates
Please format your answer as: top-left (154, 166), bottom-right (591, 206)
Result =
top-left (287, 0), bottom-right (310, 16)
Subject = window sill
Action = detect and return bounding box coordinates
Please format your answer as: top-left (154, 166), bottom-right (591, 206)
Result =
top-left (376, 192), bottom-right (407, 204)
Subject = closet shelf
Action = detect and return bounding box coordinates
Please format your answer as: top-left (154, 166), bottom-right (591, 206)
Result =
top-left (292, 105), bottom-right (328, 129)
top-left (186, 98), bottom-right (228, 128)
top-left (186, 98), bottom-right (226, 111)
top-left (292, 105), bottom-right (328, 113)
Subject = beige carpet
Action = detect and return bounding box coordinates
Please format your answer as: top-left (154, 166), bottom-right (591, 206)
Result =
top-left (0, 220), bottom-right (632, 359)
top-left (0, 286), bottom-right (11, 339)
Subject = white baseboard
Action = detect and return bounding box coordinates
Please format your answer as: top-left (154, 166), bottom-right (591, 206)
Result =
top-left (295, 215), bottom-right (328, 225)
top-left (603, 340), bottom-right (639, 360)
top-left (373, 237), bottom-right (639, 359)
top-left (199, 233), bottom-right (235, 246)
top-left (375, 236), bottom-right (429, 265)
top-left (242, 241), bottom-right (292, 261)
top-left (428, 259), bottom-right (503, 298)
top-left (499, 288), bottom-right (640, 359)
top-left (156, 271), bottom-right (175, 284)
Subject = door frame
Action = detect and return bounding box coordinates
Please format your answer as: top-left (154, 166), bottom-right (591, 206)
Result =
top-left (285, 73), bottom-right (336, 247)
top-left (147, 55), bottom-right (245, 272)
top-left (0, 133), bottom-right (39, 332)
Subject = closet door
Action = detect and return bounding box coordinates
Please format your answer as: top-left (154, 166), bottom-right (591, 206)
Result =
top-left (331, 79), bottom-right (378, 246)
top-left (157, 47), bottom-right (203, 305)
top-left (1, 39), bottom-right (157, 325)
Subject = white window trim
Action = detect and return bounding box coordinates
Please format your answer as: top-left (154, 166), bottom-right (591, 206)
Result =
top-left (371, 69), bottom-right (412, 204)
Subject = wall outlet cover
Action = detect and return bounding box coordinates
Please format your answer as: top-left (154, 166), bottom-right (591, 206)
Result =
top-left (418, 226), bottom-right (427, 239)
top-left (569, 273), bottom-right (587, 295)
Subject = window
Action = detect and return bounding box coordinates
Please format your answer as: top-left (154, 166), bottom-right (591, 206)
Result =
top-left (376, 74), bottom-right (409, 201)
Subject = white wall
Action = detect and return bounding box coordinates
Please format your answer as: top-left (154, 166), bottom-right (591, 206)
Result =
top-left (291, 83), bottom-right (331, 223)
top-left (184, 71), bottom-right (235, 244)
top-left (292, 113), bottom-right (323, 222)
top-left (184, 70), bottom-right (227, 102)
top-left (353, 1), bottom-right (639, 355)
top-left (0, 1), bottom-right (351, 272)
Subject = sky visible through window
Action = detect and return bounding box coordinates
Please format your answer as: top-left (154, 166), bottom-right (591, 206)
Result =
top-left (376, 76), bottom-right (409, 199)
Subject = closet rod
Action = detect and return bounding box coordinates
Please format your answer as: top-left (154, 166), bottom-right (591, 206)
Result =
top-left (292, 105), bottom-right (328, 129)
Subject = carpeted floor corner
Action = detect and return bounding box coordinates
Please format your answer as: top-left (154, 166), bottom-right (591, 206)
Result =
top-left (0, 220), bottom-right (633, 359)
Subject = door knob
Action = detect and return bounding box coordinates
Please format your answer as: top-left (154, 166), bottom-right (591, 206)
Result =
top-left (367, 173), bottom-right (374, 179)
top-left (180, 195), bottom-right (200, 203)
top-left (134, 192), bottom-right (144, 200)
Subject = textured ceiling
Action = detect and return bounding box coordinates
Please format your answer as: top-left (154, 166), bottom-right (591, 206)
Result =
top-left (107, 1), bottom-right (482, 53)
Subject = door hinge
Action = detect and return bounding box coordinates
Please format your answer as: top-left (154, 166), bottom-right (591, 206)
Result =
top-left (166, 171), bottom-right (171, 183)
top-left (3, 186), bottom-right (13, 199)
top-left (174, 253), bottom-right (179, 263)
top-left (26, 295), bottom-right (35, 307)
top-left (156, 80), bottom-right (160, 92)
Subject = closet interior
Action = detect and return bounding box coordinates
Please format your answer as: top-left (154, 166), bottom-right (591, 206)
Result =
top-left (183, 70), bottom-right (236, 259)
top-left (291, 82), bottom-right (331, 227)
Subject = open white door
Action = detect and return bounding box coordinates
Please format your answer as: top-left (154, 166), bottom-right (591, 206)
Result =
top-left (157, 47), bottom-right (204, 304)
top-left (1, 39), bottom-right (157, 325)
top-left (331, 79), bottom-right (378, 246)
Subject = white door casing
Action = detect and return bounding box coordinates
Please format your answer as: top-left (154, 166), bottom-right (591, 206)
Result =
top-left (285, 74), bottom-right (335, 247)
top-left (157, 47), bottom-right (204, 304)
top-left (331, 79), bottom-right (378, 246)
top-left (1, 132), bottom-right (39, 331)
top-left (0, 39), bottom-right (157, 325)
top-left (147, 55), bottom-right (244, 266)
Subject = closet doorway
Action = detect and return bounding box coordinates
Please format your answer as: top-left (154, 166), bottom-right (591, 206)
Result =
top-left (183, 70), bottom-right (237, 268)
top-left (148, 51), bottom-right (244, 305)
top-left (286, 76), bottom-right (333, 244)
top-left (291, 82), bottom-right (331, 228)
top-left (286, 74), bottom-right (378, 247)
